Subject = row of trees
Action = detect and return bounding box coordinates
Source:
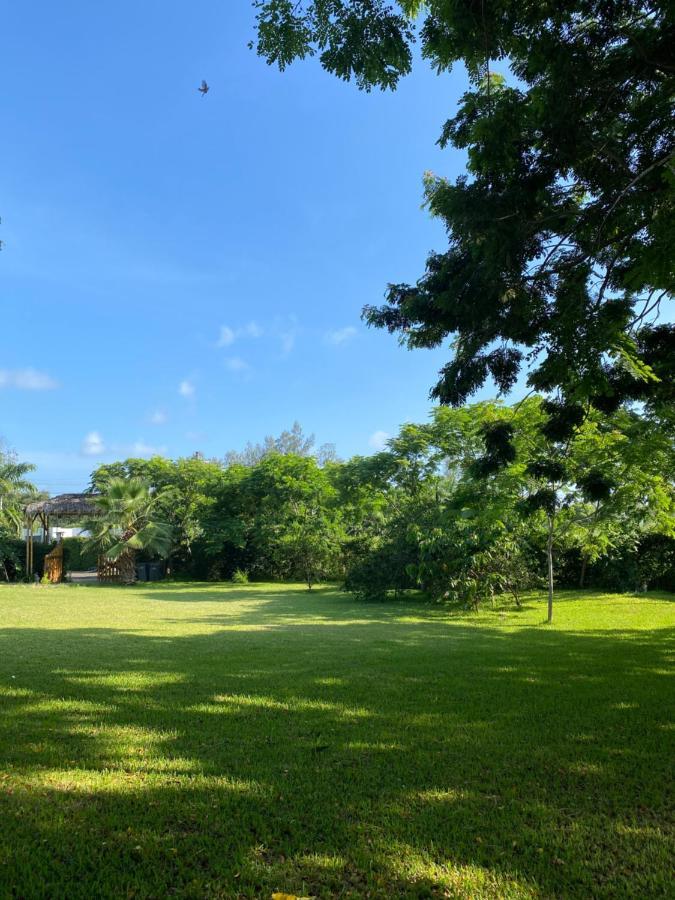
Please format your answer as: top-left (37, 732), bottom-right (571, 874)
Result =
top-left (2, 402), bottom-right (672, 618)
top-left (84, 401), bottom-right (674, 620)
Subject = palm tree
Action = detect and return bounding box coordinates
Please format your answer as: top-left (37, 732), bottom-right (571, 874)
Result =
top-left (85, 477), bottom-right (173, 584)
top-left (0, 455), bottom-right (38, 536)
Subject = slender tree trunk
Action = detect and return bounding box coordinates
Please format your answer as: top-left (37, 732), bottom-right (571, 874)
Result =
top-left (546, 515), bottom-right (554, 624)
top-left (579, 554), bottom-right (587, 589)
top-left (118, 548), bottom-right (137, 584)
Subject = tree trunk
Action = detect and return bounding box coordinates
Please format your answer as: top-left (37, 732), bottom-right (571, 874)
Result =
top-left (579, 554), bottom-right (587, 589)
top-left (546, 515), bottom-right (554, 624)
top-left (118, 548), bottom-right (137, 584)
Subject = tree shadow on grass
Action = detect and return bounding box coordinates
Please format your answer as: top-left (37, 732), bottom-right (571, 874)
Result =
top-left (0, 612), bottom-right (673, 898)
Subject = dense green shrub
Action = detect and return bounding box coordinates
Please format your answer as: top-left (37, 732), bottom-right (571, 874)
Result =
top-left (0, 533), bottom-right (23, 581)
top-left (0, 536), bottom-right (55, 581)
top-left (586, 536), bottom-right (675, 593)
top-left (344, 532), bottom-right (417, 601)
top-left (554, 536), bottom-right (675, 593)
top-left (62, 537), bottom-right (99, 571)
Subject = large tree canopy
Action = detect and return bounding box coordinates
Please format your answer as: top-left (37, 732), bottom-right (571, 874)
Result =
top-left (252, 1), bottom-right (674, 413)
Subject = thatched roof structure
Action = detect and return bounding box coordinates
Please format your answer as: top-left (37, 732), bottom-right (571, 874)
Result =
top-left (24, 493), bottom-right (101, 579)
top-left (25, 492), bottom-right (101, 520)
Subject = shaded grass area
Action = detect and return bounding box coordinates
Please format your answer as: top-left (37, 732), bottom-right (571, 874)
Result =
top-left (0, 583), bottom-right (673, 898)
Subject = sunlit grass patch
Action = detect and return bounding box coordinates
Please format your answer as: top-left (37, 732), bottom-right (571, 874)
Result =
top-left (0, 581), bottom-right (673, 898)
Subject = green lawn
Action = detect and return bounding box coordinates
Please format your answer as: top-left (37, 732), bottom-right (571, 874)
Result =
top-left (0, 583), bottom-right (673, 898)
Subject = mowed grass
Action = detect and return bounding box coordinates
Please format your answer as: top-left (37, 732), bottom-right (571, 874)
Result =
top-left (0, 583), bottom-right (673, 899)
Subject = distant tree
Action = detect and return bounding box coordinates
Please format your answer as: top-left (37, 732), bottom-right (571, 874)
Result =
top-left (234, 454), bottom-right (343, 587)
top-left (253, 1), bottom-right (674, 416)
top-left (223, 421), bottom-right (337, 467)
top-left (84, 477), bottom-right (173, 584)
top-left (278, 506), bottom-right (342, 589)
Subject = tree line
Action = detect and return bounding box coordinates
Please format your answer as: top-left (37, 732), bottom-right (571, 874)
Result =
top-left (86, 400), bottom-right (675, 619)
top-left (2, 400), bottom-right (673, 619)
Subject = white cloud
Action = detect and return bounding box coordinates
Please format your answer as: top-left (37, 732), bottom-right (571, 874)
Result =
top-left (149, 409), bottom-right (168, 425)
top-left (130, 441), bottom-right (166, 457)
top-left (280, 329), bottom-right (296, 355)
top-left (225, 356), bottom-right (250, 373)
top-left (81, 431), bottom-right (105, 456)
top-left (325, 326), bottom-right (358, 346)
top-left (81, 432), bottom-right (166, 459)
top-left (369, 430), bottom-right (391, 451)
top-left (217, 321), bottom-right (263, 348)
top-left (243, 320), bottom-right (263, 338)
top-left (0, 368), bottom-right (59, 390)
top-left (179, 379), bottom-right (195, 399)
top-left (217, 325), bottom-right (236, 347)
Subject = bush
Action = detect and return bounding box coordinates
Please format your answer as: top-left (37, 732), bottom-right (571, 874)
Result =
top-left (231, 568), bottom-right (249, 584)
top-left (0, 535), bottom-right (56, 581)
top-left (62, 537), bottom-right (99, 571)
top-left (0, 533), bottom-right (23, 581)
top-left (345, 535), bottom-right (416, 601)
top-left (586, 535), bottom-right (675, 593)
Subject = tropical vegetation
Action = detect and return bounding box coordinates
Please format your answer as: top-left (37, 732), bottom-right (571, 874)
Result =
top-left (3, 398), bottom-right (673, 614)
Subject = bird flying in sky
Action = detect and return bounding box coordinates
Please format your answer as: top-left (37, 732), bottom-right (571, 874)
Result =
top-left (198, 80), bottom-right (209, 96)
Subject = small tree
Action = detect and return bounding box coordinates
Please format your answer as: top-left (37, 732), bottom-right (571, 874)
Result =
top-left (279, 507), bottom-right (343, 590)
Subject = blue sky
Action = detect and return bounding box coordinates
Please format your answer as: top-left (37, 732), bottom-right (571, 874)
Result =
top-left (1, 2), bottom-right (499, 492)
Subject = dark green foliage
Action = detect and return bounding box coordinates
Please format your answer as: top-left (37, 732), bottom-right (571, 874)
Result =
top-left (577, 470), bottom-right (615, 503)
top-left (590, 324), bottom-right (675, 424)
top-left (253, 0), bottom-right (674, 416)
top-left (61, 537), bottom-right (99, 572)
top-left (344, 534), bottom-right (416, 600)
top-left (0, 532), bottom-right (23, 581)
top-left (541, 401), bottom-right (586, 444)
top-left (526, 460), bottom-right (566, 483)
top-left (559, 535), bottom-right (675, 593)
top-left (471, 420), bottom-right (516, 476)
top-left (520, 490), bottom-right (557, 517)
top-left (0, 536), bottom-right (54, 582)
